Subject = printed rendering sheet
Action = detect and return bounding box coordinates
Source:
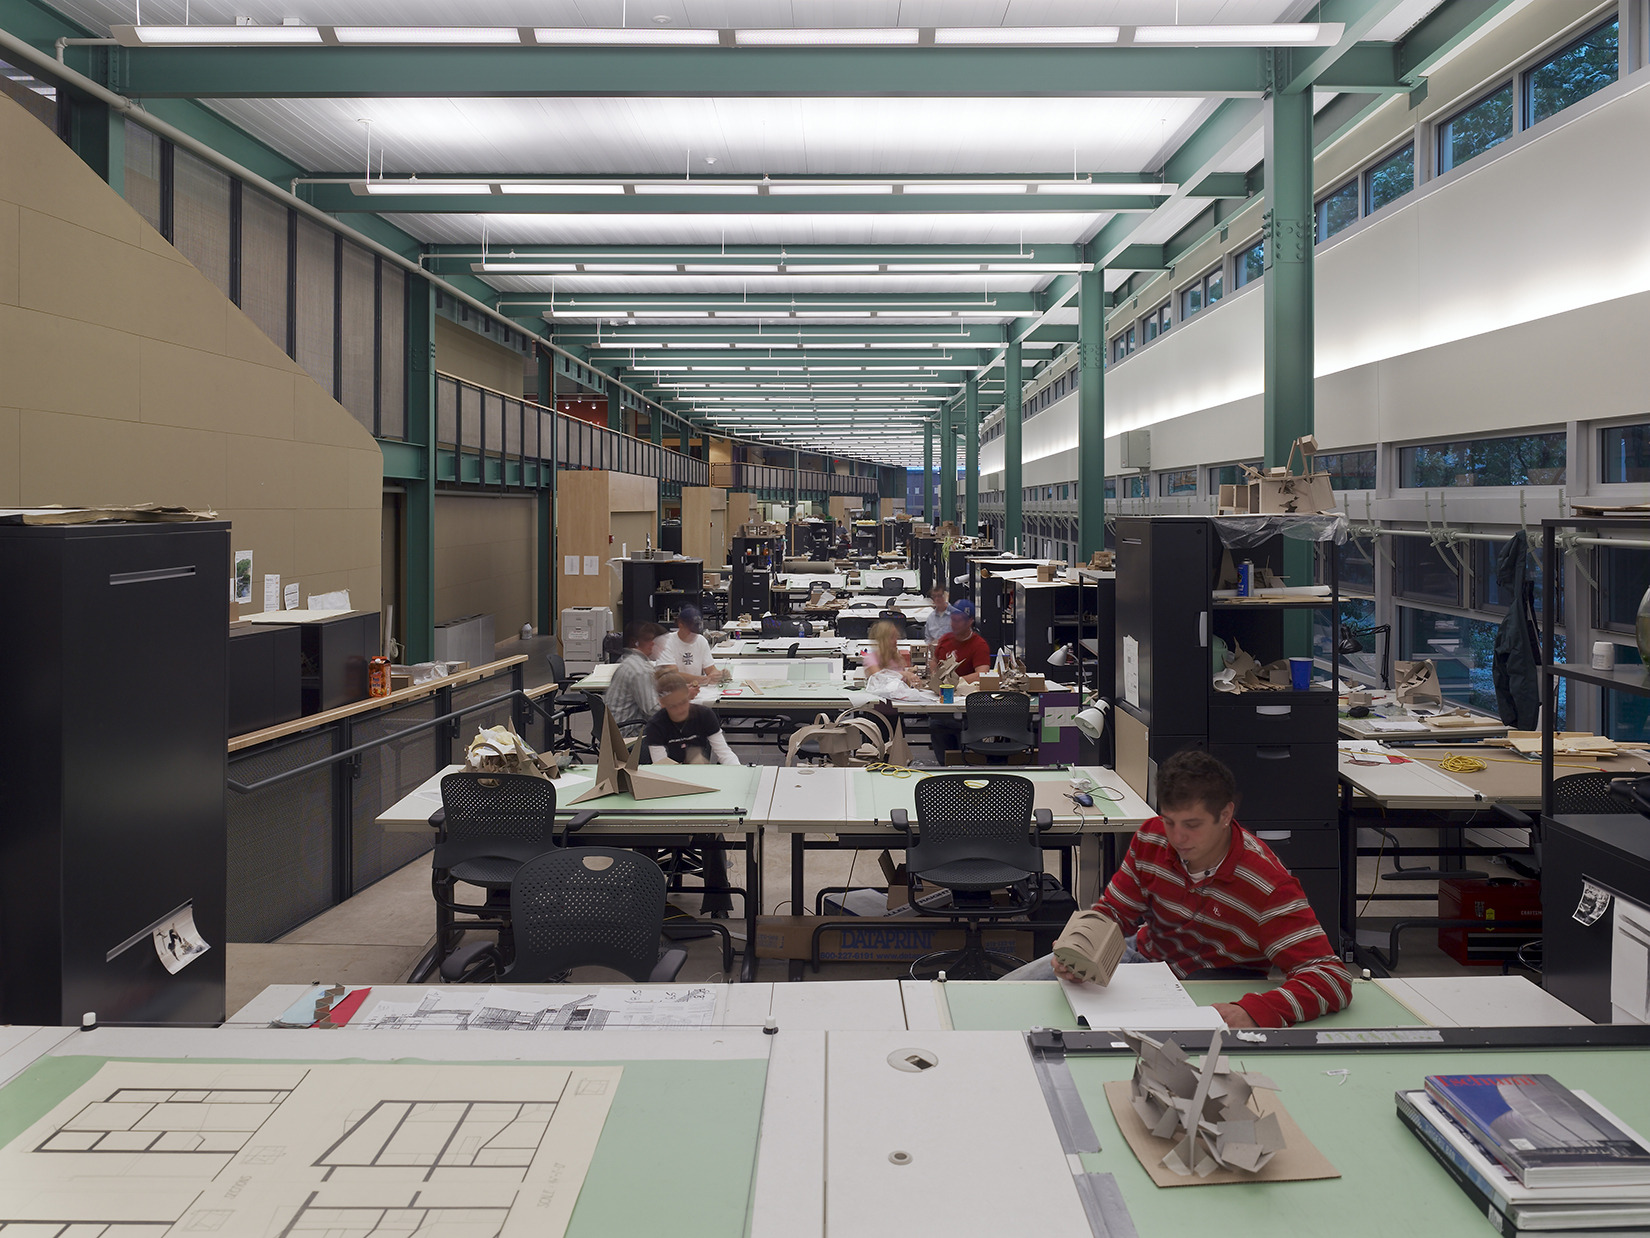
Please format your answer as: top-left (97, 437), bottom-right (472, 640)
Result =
top-left (359, 986), bottom-right (719, 1032)
top-left (0, 1060), bottom-right (621, 1238)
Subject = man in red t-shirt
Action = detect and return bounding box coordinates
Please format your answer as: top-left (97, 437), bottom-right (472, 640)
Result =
top-left (929, 599), bottom-right (993, 762)
top-left (1002, 750), bottom-right (1354, 1028)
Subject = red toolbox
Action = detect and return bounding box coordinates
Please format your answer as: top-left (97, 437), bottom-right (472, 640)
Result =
top-left (1439, 877), bottom-right (1542, 965)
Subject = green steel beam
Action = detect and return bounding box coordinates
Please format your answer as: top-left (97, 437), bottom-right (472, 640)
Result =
top-left (112, 45), bottom-right (1272, 99)
top-left (1309, 43), bottom-right (1404, 91)
top-left (307, 185), bottom-right (1162, 215)
top-left (1186, 173), bottom-right (1251, 197)
top-left (923, 422), bottom-right (934, 523)
top-left (1110, 244), bottom-right (1171, 270)
top-left (1077, 268), bottom-right (1105, 558)
top-left (1313, 90), bottom-right (1394, 152)
top-left (1003, 340), bottom-right (1023, 553)
top-left (536, 349), bottom-right (555, 634)
top-left (403, 276), bottom-right (438, 663)
top-left (1263, 89), bottom-right (1315, 469)
top-left (1397, 0), bottom-right (1523, 81)
top-left (964, 376), bottom-right (979, 531)
top-left (1275, 0), bottom-right (1416, 94)
top-left (63, 94), bottom-right (124, 194)
top-left (939, 400), bottom-right (956, 524)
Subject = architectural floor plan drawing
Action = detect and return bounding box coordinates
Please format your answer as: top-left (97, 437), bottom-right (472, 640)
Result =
top-left (0, 1061), bottom-right (622, 1238)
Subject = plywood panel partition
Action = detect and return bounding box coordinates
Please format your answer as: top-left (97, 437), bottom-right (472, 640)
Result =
top-left (681, 486), bottom-right (727, 569)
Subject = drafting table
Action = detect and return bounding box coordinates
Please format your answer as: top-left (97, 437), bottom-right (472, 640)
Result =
top-left (1338, 694), bottom-right (1509, 744)
top-left (758, 766), bottom-right (1152, 980)
top-left (378, 763), bottom-right (766, 980)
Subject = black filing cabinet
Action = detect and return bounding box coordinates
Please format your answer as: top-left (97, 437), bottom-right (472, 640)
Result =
top-left (1542, 813), bottom-right (1650, 1023)
top-left (227, 622), bottom-right (301, 736)
top-left (278, 610), bottom-right (379, 715)
top-left (0, 520), bottom-right (229, 1026)
top-left (1114, 515), bottom-right (1342, 939)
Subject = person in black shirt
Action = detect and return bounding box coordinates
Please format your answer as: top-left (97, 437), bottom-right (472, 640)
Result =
top-left (644, 673), bottom-right (740, 766)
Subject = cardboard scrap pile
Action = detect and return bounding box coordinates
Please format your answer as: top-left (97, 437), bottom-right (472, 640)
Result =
top-left (1217, 436), bottom-right (1337, 516)
top-left (974, 649), bottom-right (1045, 694)
top-left (1127, 1030), bottom-right (1288, 1176)
top-left (1212, 639), bottom-right (1294, 694)
top-left (464, 724), bottom-right (558, 780)
top-left (1492, 730), bottom-right (1650, 758)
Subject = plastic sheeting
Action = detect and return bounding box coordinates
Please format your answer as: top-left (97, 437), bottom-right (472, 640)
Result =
top-left (1212, 513), bottom-right (1348, 547)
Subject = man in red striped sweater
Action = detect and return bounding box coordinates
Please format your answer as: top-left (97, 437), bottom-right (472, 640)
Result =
top-left (1005, 750), bottom-right (1354, 1028)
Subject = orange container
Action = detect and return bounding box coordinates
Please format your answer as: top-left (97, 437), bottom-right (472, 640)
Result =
top-left (368, 656), bottom-right (392, 698)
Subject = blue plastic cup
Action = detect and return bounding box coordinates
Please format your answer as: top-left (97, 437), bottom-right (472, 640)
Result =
top-left (941, 686), bottom-right (955, 703)
top-left (1288, 657), bottom-right (1312, 691)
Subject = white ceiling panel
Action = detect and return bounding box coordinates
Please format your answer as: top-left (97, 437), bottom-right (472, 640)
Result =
top-left (395, 210), bottom-right (1107, 245)
top-left (208, 95), bottom-right (1206, 177)
top-left (54, 0), bottom-right (1304, 35)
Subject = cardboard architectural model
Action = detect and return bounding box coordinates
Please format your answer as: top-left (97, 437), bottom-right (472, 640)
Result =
top-left (1126, 1030), bottom-right (1288, 1177)
top-left (1052, 910), bottom-right (1126, 986)
top-left (570, 709), bottom-right (716, 803)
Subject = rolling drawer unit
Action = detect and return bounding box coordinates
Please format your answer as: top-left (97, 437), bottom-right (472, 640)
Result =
top-left (1542, 813), bottom-right (1650, 1023)
top-left (1114, 515), bottom-right (1343, 938)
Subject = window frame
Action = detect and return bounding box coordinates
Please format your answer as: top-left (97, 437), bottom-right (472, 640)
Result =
top-left (1436, 79), bottom-right (1516, 175)
top-left (1232, 236), bottom-right (1265, 289)
top-left (1397, 430), bottom-right (1568, 489)
top-left (1362, 140), bottom-right (1416, 217)
top-left (1523, 15), bottom-right (1620, 131)
top-left (1314, 176), bottom-right (1360, 243)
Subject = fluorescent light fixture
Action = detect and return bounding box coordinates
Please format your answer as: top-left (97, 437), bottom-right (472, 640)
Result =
top-left (333, 27), bottom-right (521, 43)
top-left (1028, 181), bottom-right (1175, 195)
top-left (633, 183), bottom-right (759, 195)
top-left (780, 264), bottom-right (883, 273)
top-left (1132, 23), bottom-right (1340, 45)
top-left (902, 182), bottom-right (1027, 195)
top-left (768, 183), bottom-right (895, 195)
top-left (496, 183), bottom-right (626, 195)
top-left (361, 181), bottom-right (492, 195)
top-left (114, 23), bottom-right (322, 44)
top-left (934, 26), bottom-right (1118, 45)
top-left (735, 27), bottom-right (920, 45)
top-left (476, 262), bottom-right (578, 273)
top-left (532, 26), bottom-right (721, 45)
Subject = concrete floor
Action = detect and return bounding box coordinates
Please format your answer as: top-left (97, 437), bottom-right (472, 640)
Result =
top-left (226, 639), bottom-right (1507, 1013)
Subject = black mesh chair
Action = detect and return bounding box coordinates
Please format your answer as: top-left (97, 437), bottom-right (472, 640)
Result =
top-left (440, 847), bottom-right (688, 984)
top-left (547, 650), bottom-right (598, 758)
top-left (960, 691), bottom-right (1035, 763)
top-left (891, 773), bottom-right (1049, 979)
top-left (1556, 772), bottom-right (1632, 812)
top-left (882, 576), bottom-right (905, 594)
top-left (835, 615), bottom-right (873, 640)
top-left (427, 773), bottom-right (597, 975)
top-left (810, 579), bottom-right (833, 592)
top-left (763, 617), bottom-right (810, 637)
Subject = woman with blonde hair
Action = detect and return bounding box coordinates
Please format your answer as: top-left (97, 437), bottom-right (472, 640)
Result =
top-left (863, 619), bottom-right (915, 683)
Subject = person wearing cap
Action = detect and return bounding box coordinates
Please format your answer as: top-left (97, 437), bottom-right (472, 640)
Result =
top-left (928, 599), bottom-right (993, 763)
top-left (654, 605), bottom-right (726, 686)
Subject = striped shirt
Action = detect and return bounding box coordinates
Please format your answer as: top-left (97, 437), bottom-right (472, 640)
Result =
top-left (1095, 819), bottom-right (1354, 1028)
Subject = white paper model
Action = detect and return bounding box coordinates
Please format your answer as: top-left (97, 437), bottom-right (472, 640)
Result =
top-left (1126, 1029), bottom-right (1288, 1177)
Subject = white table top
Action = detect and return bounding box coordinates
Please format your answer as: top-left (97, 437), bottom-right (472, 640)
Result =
top-left (1337, 742), bottom-right (1483, 808)
top-left (1339, 693), bottom-right (1508, 742)
top-left (1378, 975), bottom-right (1588, 1026)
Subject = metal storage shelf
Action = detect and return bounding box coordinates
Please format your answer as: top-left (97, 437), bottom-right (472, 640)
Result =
top-left (1544, 662), bottom-right (1650, 697)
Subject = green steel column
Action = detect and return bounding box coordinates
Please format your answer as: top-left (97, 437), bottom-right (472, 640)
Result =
top-left (1077, 268), bottom-right (1106, 557)
top-left (1263, 87), bottom-right (1315, 467)
top-left (606, 379), bottom-right (624, 433)
top-left (66, 96), bottom-right (124, 194)
top-left (1003, 340), bottom-right (1023, 553)
top-left (536, 349), bottom-right (554, 636)
top-left (939, 400), bottom-right (956, 525)
top-left (792, 449), bottom-right (802, 517)
top-left (403, 277), bottom-right (438, 662)
top-left (923, 421), bottom-right (934, 523)
top-left (964, 377), bottom-right (980, 533)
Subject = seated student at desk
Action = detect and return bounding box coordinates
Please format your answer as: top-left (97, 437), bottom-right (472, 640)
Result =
top-left (863, 619), bottom-right (916, 683)
top-left (645, 672), bottom-right (741, 767)
top-left (654, 606), bottom-right (726, 685)
top-left (1003, 751), bottom-right (1354, 1028)
top-left (607, 621), bottom-right (666, 738)
top-left (929, 600), bottom-right (993, 763)
top-left (922, 585), bottom-right (951, 646)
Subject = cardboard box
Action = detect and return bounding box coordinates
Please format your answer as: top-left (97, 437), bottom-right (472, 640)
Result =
top-left (754, 915), bottom-right (1034, 963)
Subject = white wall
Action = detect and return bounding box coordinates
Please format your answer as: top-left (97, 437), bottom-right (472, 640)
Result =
top-left (1000, 69), bottom-right (1650, 480)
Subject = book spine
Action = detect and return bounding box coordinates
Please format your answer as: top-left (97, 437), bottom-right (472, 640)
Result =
top-left (1425, 1081), bottom-right (1531, 1178)
top-left (1399, 1098), bottom-right (1515, 1221)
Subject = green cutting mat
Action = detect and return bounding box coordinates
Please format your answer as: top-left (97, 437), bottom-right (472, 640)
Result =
top-left (1065, 1047), bottom-right (1650, 1238)
top-left (0, 1054), bottom-right (769, 1238)
top-left (941, 978), bottom-right (1422, 1032)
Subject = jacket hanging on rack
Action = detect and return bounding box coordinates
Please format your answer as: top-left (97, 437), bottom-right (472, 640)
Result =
top-left (1492, 530), bottom-right (1541, 729)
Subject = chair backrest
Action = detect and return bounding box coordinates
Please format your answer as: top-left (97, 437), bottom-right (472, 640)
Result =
top-left (964, 691), bottom-right (1031, 735)
top-left (764, 617), bottom-right (803, 637)
top-left (879, 608), bottom-right (904, 621)
top-left (1552, 772), bottom-right (1628, 814)
top-left (439, 772), bottom-right (557, 844)
top-left (507, 847), bottom-right (670, 982)
top-left (883, 577), bottom-right (904, 593)
top-left (547, 650), bottom-right (569, 685)
top-left (810, 579), bottom-right (832, 589)
top-left (913, 773), bottom-right (1036, 846)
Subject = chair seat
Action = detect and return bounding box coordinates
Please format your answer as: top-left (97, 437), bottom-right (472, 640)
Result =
top-left (963, 736), bottom-right (1031, 754)
top-left (449, 856), bottom-right (527, 887)
top-left (913, 856), bottom-right (1035, 891)
top-left (560, 691), bottom-right (591, 710)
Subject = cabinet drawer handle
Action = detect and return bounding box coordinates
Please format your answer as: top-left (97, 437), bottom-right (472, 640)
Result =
top-left (1257, 747), bottom-right (1291, 760)
top-left (1256, 705), bottom-right (1292, 717)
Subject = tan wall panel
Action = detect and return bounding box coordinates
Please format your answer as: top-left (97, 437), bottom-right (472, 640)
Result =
top-left (608, 470), bottom-right (659, 514)
top-left (556, 471), bottom-right (614, 614)
top-left (434, 492), bottom-right (536, 636)
top-left (0, 93), bottom-right (381, 625)
top-left (680, 486), bottom-right (726, 567)
top-left (434, 316), bottom-right (524, 397)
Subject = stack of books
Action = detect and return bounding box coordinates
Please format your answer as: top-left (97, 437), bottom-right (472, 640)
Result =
top-left (1397, 1074), bottom-right (1650, 1236)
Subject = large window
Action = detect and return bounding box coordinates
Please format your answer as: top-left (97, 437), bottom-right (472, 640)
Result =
top-left (1315, 179), bottom-right (1359, 242)
top-left (1336, 539), bottom-right (1377, 595)
top-left (1141, 302), bottom-right (1171, 343)
top-left (1233, 239), bottom-right (1264, 288)
top-left (1180, 266), bottom-right (1223, 320)
top-left (1314, 449), bottom-right (1377, 491)
top-left (1600, 423), bottom-right (1650, 484)
top-left (1399, 608), bottom-right (1501, 714)
top-left (1527, 18), bottom-right (1617, 127)
top-left (1597, 545), bottom-right (1650, 634)
top-left (1473, 539), bottom-right (1562, 618)
top-left (1208, 461), bottom-right (1260, 492)
top-left (1364, 143), bottom-right (1415, 214)
top-left (1438, 83), bottom-right (1514, 173)
top-left (1399, 432), bottom-right (1566, 488)
top-left (1121, 475), bottom-right (1148, 499)
top-left (1112, 327), bottom-right (1136, 361)
top-left (1159, 468), bottom-right (1197, 496)
top-left (1393, 536), bottom-right (1463, 607)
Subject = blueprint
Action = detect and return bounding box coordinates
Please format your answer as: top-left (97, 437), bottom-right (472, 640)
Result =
top-left (359, 986), bottom-right (719, 1032)
top-left (0, 1060), bottom-right (621, 1238)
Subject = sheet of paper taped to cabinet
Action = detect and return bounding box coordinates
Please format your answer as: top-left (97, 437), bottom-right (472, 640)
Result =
top-left (0, 1060), bottom-right (621, 1238)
